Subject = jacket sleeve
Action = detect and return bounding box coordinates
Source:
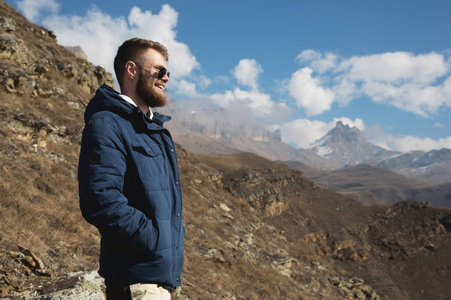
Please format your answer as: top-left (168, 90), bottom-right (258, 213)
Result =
top-left (78, 115), bottom-right (158, 255)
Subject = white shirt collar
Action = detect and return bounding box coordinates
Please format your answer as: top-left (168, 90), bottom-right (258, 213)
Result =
top-left (119, 94), bottom-right (153, 119)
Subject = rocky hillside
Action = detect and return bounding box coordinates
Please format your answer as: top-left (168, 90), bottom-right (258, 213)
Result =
top-left (1, 1), bottom-right (451, 299)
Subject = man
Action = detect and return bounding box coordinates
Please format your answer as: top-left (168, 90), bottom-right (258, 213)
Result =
top-left (78, 38), bottom-right (184, 300)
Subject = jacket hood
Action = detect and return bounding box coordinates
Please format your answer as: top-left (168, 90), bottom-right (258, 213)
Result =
top-left (85, 84), bottom-right (171, 125)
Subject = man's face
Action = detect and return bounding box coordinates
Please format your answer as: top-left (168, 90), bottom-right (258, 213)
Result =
top-left (135, 48), bottom-right (169, 108)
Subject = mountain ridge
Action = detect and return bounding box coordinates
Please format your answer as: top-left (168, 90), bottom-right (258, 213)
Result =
top-left (306, 121), bottom-right (451, 183)
top-left (161, 104), bottom-right (451, 183)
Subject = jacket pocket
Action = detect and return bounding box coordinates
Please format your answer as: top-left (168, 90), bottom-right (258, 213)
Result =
top-left (132, 143), bottom-right (167, 182)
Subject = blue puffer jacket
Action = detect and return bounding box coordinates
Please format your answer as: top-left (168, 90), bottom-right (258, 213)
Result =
top-left (78, 84), bottom-right (184, 290)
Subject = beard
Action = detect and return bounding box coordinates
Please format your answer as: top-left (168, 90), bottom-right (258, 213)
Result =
top-left (136, 71), bottom-right (166, 108)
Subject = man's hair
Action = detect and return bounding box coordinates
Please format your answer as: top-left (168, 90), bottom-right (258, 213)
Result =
top-left (114, 38), bottom-right (169, 88)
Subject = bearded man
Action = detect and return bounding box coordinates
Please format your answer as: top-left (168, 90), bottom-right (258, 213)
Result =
top-left (78, 38), bottom-right (184, 300)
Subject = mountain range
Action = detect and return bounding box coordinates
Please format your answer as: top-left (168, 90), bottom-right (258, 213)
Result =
top-left (159, 105), bottom-right (451, 207)
top-left (163, 105), bottom-right (451, 184)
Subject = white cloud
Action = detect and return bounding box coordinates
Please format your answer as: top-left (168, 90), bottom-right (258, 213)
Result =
top-left (170, 76), bottom-right (210, 98)
top-left (363, 124), bottom-right (395, 150)
top-left (208, 59), bottom-right (289, 121)
top-left (232, 59), bottom-right (263, 90)
top-left (288, 67), bottom-right (335, 115)
top-left (271, 119), bottom-right (329, 149)
top-left (16, 0), bottom-right (60, 22)
top-left (338, 52), bottom-right (448, 84)
top-left (40, 4), bottom-right (199, 84)
top-left (296, 49), bottom-right (322, 63)
top-left (340, 52), bottom-right (451, 116)
top-left (211, 87), bottom-right (289, 118)
top-left (297, 50), bottom-right (337, 74)
top-left (293, 50), bottom-right (451, 117)
top-left (394, 135), bottom-right (451, 152)
top-left (362, 80), bottom-right (451, 116)
top-left (173, 79), bottom-right (198, 97)
top-left (198, 75), bottom-right (211, 90)
top-left (332, 78), bottom-right (360, 106)
top-left (365, 124), bottom-right (451, 152)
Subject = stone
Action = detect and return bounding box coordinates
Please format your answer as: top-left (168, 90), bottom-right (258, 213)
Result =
top-left (31, 271), bottom-right (105, 300)
top-left (219, 203), bottom-right (231, 212)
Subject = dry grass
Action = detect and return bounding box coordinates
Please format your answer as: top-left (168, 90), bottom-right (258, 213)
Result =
top-left (0, 124), bottom-right (100, 273)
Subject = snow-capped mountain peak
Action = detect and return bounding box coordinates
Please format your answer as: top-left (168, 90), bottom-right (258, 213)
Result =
top-left (307, 121), bottom-right (394, 167)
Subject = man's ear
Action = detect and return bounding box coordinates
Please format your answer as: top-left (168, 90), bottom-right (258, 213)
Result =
top-left (125, 61), bottom-right (137, 80)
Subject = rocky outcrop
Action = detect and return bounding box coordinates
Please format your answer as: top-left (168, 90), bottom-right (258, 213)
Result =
top-left (0, 12), bottom-right (113, 99)
top-left (222, 167), bottom-right (304, 217)
top-left (328, 276), bottom-right (381, 300)
top-left (65, 46), bottom-right (88, 60)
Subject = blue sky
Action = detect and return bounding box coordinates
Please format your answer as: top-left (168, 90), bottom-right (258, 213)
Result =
top-left (9, 0), bottom-right (451, 152)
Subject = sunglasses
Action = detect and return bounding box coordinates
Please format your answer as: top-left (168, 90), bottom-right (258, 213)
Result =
top-left (137, 64), bottom-right (170, 79)
top-left (157, 67), bottom-right (170, 79)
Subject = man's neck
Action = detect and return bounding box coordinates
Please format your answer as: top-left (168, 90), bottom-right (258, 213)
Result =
top-left (119, 94), bottom-right (153, 119)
